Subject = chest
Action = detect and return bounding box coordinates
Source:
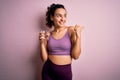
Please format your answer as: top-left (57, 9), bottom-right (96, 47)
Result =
top-left (47, 33), bottom-right (71, 51)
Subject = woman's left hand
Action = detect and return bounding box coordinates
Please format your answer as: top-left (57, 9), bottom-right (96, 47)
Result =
top-left (74, 25), bottom-right (84, 37)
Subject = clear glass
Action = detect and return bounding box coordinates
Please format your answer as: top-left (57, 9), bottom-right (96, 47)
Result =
top-left (39, 30), bottom-right (49, 39)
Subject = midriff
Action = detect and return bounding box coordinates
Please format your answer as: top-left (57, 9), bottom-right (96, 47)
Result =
top-left (48, 55), bottom-right (72, 65)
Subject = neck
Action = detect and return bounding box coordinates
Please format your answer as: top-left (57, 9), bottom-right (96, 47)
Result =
top-left (54, 26), bottom-right (66, 32)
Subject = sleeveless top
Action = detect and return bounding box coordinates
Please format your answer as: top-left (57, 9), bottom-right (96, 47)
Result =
top-left (47, 30), bottom-right (71, 55)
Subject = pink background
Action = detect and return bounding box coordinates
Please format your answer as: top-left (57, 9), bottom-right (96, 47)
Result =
top-left (0, 0), bottom-right (120, 80)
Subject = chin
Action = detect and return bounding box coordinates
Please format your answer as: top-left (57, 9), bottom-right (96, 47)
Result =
top-left (59, 24), bottom-right (65, 27)
top-left (59, 25), bottom-right (65, 28)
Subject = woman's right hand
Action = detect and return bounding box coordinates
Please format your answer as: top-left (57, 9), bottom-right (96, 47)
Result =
top-left (39, 30), bottom-right (46, 44)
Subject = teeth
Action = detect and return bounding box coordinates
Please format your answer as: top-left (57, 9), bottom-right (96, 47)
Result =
top-left (60, 22), bottom-right (64, 24)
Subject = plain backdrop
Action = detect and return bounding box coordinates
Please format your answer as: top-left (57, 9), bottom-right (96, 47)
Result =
top-left (0, 0), bottom-right (120, 80)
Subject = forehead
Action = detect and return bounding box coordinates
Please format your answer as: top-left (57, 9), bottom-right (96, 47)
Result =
top-left (54, 8), bottom-right (66, 15)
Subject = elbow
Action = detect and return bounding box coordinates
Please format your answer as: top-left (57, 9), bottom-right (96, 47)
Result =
top-left (73, 55), bottom-right (79, 60)
top-left (40, 54), bottom-right (48, 63)
top-left (42, 59), bottom-right (47, 63)
top-left (72, 52), bottom-right (81, 60)
top-left (41, 57), bottom-right (48, 63)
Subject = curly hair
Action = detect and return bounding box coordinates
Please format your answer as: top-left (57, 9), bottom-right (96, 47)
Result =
top-left (46, 3), bottom-right (66, 28)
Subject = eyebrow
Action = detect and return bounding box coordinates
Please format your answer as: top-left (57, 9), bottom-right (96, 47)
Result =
top-left (55, 13), bottom-right (67, 16)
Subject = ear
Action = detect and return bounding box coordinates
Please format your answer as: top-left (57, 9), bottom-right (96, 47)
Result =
top-left (50, 15), bottom-right (53, 21)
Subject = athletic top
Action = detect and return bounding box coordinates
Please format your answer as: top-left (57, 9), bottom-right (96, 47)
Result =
top-left (47, 30), bottom-right (71, 55)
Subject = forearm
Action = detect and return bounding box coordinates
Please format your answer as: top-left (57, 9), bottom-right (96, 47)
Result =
top-left (71, 36), bottom-right (81, 59)
top-left (40, 41), bottom-right (48, 62)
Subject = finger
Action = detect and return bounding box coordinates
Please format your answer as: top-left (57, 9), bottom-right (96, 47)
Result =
top-left (74, 25), bottom-right (85, 32)
top-left (76, 25), bottom-right (84, 29)
top-left (39, 36), bottom-right (45, 40)
top-left (74, 24), bottom-right (78, 31)
top-left (39, 33), bottom-right (44, 37)
top-left (39, 35), bottom-right (45, 39)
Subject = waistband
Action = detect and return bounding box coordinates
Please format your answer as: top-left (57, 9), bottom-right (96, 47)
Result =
top-left (46, 58), bottom-right (71, 67)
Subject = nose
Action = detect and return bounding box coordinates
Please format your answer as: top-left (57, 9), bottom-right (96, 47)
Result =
top-left (61, 16), bottom-right (65, 21)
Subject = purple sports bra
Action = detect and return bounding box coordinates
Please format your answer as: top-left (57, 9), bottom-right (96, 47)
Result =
top-left (47, 30), bottom-right (71, 55)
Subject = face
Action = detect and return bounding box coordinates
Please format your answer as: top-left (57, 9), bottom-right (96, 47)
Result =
top-left (51, 8), bottom-right (67, 27)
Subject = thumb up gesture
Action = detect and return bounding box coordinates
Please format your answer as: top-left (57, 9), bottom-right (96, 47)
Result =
top-left (74, 25), bottom-right (84, 37)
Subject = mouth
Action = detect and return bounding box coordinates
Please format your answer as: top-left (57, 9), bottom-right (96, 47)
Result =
top-left (59, 21), bottom-right (65, 25)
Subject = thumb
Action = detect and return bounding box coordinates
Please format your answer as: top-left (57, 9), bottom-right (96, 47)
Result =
top-left (74, 24), bottom-right (78, 31)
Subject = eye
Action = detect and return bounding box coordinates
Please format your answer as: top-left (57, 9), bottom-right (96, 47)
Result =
top-left (56, 14), bottom-right (61, 17)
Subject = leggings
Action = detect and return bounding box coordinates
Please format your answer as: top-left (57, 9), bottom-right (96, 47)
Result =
top-left (42, 58), bottom-right (72, 80)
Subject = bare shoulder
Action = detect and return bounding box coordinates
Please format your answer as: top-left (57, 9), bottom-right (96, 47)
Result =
top-left (68, 26), bottom-right (74, 30)
top-left (67, 26), bottom-right (75, 36)
top-left (67, 26), bottom-right (76, 43)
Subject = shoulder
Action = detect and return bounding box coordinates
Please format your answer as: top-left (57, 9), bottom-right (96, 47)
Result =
top-left (67, 26), bottom-right (75, 36)
top-left (68, 26), bottom-right (75, 32)
top-left (67, 26), bottom-right (76, 43)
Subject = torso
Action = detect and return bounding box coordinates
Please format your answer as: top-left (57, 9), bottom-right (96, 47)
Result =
top-left (48, 55), bottom-right (72, 65)
top-left (47, 27), bottom-right (72, 65)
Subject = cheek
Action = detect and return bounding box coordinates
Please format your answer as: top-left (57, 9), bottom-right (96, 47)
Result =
top-left (64, 19), bottom-right (66, 21)
top-left (54, 18), bottom-right (60, 22)
top-left (53, 19), bottom-right (59, 25)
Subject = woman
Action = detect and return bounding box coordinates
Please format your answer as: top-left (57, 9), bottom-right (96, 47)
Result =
top-left (39, 3), bottom-right (84, 80)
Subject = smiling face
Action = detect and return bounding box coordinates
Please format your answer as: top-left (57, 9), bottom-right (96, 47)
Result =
top-left (51, 8), bottom-right (67, 28)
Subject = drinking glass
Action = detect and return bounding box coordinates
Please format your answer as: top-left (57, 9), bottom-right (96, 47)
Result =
top-left (39, 30), bottom-right (50, 40)
top-left (39, 30), bottom-right (46, 40)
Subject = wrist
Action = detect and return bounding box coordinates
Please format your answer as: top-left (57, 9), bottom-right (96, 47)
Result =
top-left (75, 31), bottom-right (81, 37)
top-left (39, 39), bottom-right (45, 45)
top-left (40, 43), bottom-right (46, 47)
top-left (76, 34), bottom-right (81, 39)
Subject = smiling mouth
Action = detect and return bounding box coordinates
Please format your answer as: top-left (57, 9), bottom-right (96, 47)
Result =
top-left (59, 21), bottom-right (65, 25)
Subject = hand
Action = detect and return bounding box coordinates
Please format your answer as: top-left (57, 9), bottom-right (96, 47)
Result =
top-left (74, 25), bottom-right (84, 37)
top-left (39, 30), bottom-right (46, 40)
top-left (39, 30), bottom-right (46, 44)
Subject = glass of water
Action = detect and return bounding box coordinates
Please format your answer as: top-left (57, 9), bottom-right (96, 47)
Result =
top-left (39, 30), bottom-right (50, 40)
top-left (39, 30), bottom-right (46, 40)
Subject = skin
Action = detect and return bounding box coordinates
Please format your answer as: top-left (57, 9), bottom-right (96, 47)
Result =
top-left (39, 8), bottom-right (84, 65)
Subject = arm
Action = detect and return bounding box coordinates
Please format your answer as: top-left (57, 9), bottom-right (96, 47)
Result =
top-left (71, 33), bottom-right (81, 60)
top-left (69, 25), bottom-right (83, 60)
top-left (39, 32), bottom-right (50, 62)
top-left (39, 39), bottom-right (48, 62)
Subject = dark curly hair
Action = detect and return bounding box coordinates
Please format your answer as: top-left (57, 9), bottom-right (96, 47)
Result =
top-left (46, 3), bottom-right (66, 28)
